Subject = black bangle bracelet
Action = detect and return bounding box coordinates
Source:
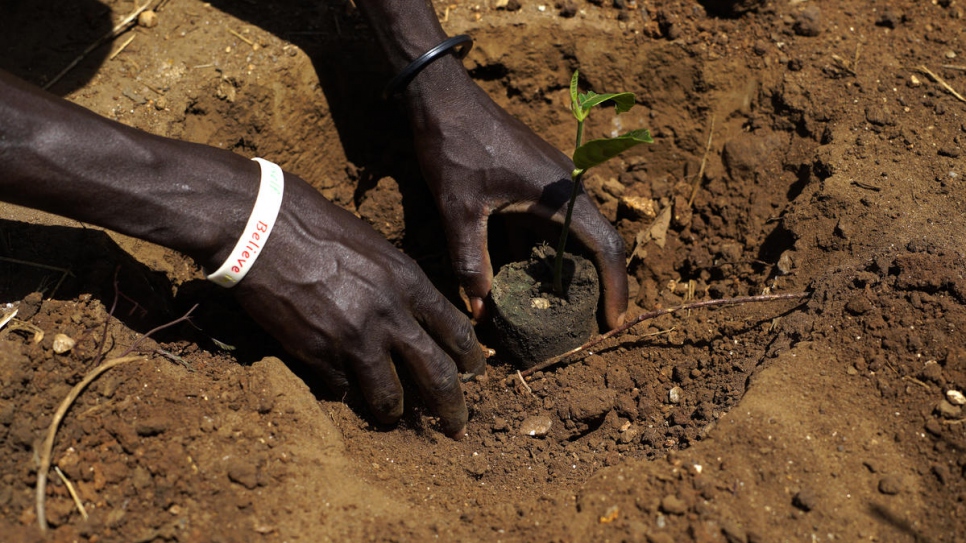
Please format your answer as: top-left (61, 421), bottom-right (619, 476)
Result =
top-left (382, 34), bottom-right (473, 100)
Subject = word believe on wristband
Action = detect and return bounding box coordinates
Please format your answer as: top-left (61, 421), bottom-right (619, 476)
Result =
top-left (206, 158), bottom-right (284, 287)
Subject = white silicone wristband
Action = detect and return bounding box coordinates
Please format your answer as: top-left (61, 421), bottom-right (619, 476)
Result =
top-left (206, 158), bottom-right (284, 287)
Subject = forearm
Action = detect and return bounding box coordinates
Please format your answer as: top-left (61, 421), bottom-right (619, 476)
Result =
top-left (0, 69), bottom-right (255, 270)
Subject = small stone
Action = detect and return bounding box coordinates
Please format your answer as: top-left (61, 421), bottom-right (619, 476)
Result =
top-left (135, 417), bottom-right (169, 436)
top-left (792, 488), bottom-right (818, 512)
top-left (878, 475), bottom-right (902, 495)
top-left (946, 51), bottom-right (957, 59)
top-left (935, 399), bottom-right (962, 419)
top-left (668, 386), bottom-right (684, 404)
top-left (946, 390), bottom-right (966, 406)
top-left (660, 495), bottom-right (688, 515)
top-left (19, 292), bottom-right (43, 321)
top-left (919, 360), bottom-right (944, 384)
top-left (558, 0), bottom-right (577, 17)
top-left (519, 415), bottom-right (552, 437)
top-left (138, 10), bottom-right (159, 28)
top-left (875, 10), bottom-right (901, 28)
top-left (777, 251), bottom-right (794, 274)
top-left (227, 462), bottom-right (259, 490)
top-left (932, 464), bottom-right (950, 485)
top-left (530, 297), bottom-right (551, 310)
top-left (721, 518), bottom-right (748, 543)
top-left (844, 295), bottom-right (873, 315)
top-left (909, 75), bottom-right (922, 87)
top-left (465, 453), bottom-right (489, 478)
top-left (602, 177), bottom-right (625, 198)
top-left (52, 334), bottom-right (75, 354)
top-left (619, 195), bottom-right (657, 219)
top-left (792, 6), bottom-right (822, 37)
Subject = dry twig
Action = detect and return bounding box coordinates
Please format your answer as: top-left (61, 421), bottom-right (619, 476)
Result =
top-left (688, 115), bottom-right (715, 208)
top-left (36, 355), bottom-right (144, 531)
top-left (520, 291), bottom-right (809, 376)
top-left (0, 256), bottom-right (74, 299)
top-left (43, 1), bottom-right (160, 90)
top-left (54, 466), bottom-right (89, 521)
top-left (227, 28), bottom-right (255, 47)
top-left (36, 303), bottom-right (197, 531)
top-left (109, 34), bottom-right (137, 61)
top-left (917, 65), bottom-right (966, 104)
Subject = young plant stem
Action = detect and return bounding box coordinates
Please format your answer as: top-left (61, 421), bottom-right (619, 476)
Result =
top-left (553, 119), bottom-right (586, 295)
top-left (520, 291), bottom-right (810, 377)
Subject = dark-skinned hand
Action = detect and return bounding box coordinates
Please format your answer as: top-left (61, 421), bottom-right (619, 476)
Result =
top-left (404, 64), bottom-right (629, 329)
top-left (217, 172), bottom-right (486, 438)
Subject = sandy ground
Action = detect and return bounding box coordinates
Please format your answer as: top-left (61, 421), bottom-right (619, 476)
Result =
top-left (2, 0), bottom-right (966, 541)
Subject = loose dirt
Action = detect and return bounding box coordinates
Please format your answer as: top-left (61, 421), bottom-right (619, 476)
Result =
top-left (2, 0), bottom-right (965, 541)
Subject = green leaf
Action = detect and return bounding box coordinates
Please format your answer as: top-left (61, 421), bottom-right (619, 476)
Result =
top-left (572, 129), bottom-right (653, 170)
top-left (579, 92), bottom-right (636, 115)
top-left (570, 70), bottom-right (581, 120)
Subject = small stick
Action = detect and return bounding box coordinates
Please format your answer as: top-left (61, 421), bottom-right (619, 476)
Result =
top-left (688, 114), bottom-right (715, 208)
top-left (516, 370), bottom-right (534, 396)
top-left (36, 355), bottom-right (144, 531)
top-left (520, 291), bottom-right (809, 376)
top-left (902, 375), bottom-right (931, 390)
top-left (53, 466), bottom-right (89, 521)
top-left (0, 256), bottom-right (74, 299)
top-left (109, 34), bottom-right (137, 61)
top-left (43, 1), bottom-right (155, 90)
top-left (227, 28), bottom-right (255, 46)
top-left (918, 65), bottom-right (966, 104)
top-left (0, 308), bottom-right (17, 331)
top-left (36, 301), bottom-right (196, 532)
top-left (941, 65), bottom-right (966, 72)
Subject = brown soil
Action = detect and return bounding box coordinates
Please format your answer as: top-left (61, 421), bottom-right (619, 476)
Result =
top-left (2, 0), bottom-right (966, 541)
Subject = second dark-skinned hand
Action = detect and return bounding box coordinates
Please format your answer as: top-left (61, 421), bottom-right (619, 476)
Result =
top-left (231, 172), bottom-right (486, 438)
top-left (405, 67), bottom-right (629, 329)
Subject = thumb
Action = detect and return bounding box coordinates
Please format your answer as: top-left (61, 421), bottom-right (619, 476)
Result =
top-left (446, 218), bottom-right (493, 320)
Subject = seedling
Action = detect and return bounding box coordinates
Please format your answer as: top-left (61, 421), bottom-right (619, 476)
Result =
top-left (553, 70), bottom-right (653, 294)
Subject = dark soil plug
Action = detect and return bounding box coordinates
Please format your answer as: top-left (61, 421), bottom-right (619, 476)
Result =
top-left (488, 246), bottom-right (598, 368)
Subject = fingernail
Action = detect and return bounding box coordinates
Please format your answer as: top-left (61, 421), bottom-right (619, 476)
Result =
top-left (448, 425), bottom-right (467, 441)
top-left (470, 297), bottom-right (485, 320)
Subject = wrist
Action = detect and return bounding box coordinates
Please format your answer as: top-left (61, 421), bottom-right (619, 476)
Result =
top-left (205, 158), bottom-right (284, 287)
top-left (400, 55), bottom-right (481, 127)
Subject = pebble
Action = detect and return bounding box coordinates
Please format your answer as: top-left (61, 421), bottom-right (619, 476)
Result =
top-left (792, 488), bottom-right (818, 512)
top-left (878, 475), bottom-right (903, 495)
top-left (946, 390), bottom-right (966, 406)
top-left (52, 334), bottom-right (75, 354)
top-left (519, 415), bottom-right (552, 437)
top-left (935, 399), bottom-right (962, 419)
top-left (792, 6), bottom-right (822, 37)
top-left (668, 386), bottom-right (684, 404)
top-left (227, 462), bottom-right (259, 490)
top-left (660, 495), bottom-right (688, 515)
top-left (138, 10), bottom-right (159, 28)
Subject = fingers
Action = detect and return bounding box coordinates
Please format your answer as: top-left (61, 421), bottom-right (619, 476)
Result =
top-left (564, 195), bottom-right (629, 330)
top-left (392, 326), bottom-right (469, 438)
top-left (444, 215), bottom-right (493, 320)
top-left (348, 347), bottom-right (406, 426)
top-left (410, 280), bottom-right (487, 378)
